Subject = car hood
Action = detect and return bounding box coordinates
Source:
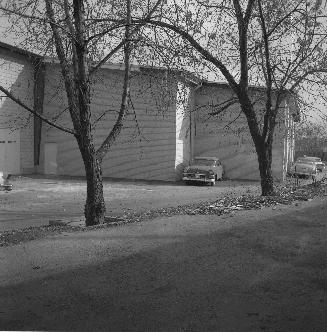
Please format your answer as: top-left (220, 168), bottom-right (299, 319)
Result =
top-left (184, 165), bottom-right (214, 173)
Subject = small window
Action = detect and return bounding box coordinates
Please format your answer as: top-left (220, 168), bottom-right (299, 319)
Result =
top-left (0, 141), bottom-right (5, 143)
top-left (8, 140), bottom-right (16, 143)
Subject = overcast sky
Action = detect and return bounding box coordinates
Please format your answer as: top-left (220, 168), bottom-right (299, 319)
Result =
top-left (0, 6), bottom-right (326, 123)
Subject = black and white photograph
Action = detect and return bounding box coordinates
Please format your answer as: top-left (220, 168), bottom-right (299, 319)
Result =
top-left (1, 0), bottom-right (327, 331)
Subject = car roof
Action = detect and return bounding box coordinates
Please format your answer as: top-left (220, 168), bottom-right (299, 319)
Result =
top-left (194, 156), bottom-right (219, 161)
top-left (298, 157), bottom-right (320, 161)
top-left (299, 156), bottom-right (320, 159)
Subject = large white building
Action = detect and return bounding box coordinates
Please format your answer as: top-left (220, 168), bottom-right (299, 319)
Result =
top-left (0, 41), bottom-right (298, 181)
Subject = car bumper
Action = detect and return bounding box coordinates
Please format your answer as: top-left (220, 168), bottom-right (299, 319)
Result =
top-left (182, 176), bottom-right (215, 183)
top-left (290, 171), bottom-right (316, 177)
top-left (0, 184), bottom-right (13, 191)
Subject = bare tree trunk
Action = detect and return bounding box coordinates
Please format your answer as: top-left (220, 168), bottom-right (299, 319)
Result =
top-left (241, 99), bottom-right (275, 196)
top-left (256, 141), bottom-right (274, 196)
top-left (80, 145), bottom-right (106, 226)
top-left (73, 0), bottom-right (106, 226)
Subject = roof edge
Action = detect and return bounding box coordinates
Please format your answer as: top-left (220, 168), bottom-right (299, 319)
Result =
top-left (0, 41), bottom-right (41, 60)
top-left (201, 80), bottom-right (297, 95)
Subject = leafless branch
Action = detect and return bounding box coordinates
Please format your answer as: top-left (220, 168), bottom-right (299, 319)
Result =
top-left (0, 85), bottom-right (76, 135)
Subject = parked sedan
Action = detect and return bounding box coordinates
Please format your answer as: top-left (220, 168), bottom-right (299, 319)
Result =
top-left (289, 159), bottom-right (317, 179)
top-left (182, 157), bottom-right (223, 186)
top-left (296, 156), bottom-right (325, 172)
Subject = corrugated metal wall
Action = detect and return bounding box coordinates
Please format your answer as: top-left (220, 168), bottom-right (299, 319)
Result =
top-left (194, 85), bottom-right (286, 181)
top-left (0, 44), bottom-right (295, 181)
top-left (38, 63), bottom-right (294, 182)
top-left (40, 64), bottom-right (192, 181)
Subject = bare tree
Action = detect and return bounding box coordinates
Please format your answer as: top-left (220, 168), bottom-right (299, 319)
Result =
top-left (295, 121), bottom-right (327, 158)
top-left (138, 0), bottom-right (327, 195)
top-left (0, 0), bottom-right (163, 225)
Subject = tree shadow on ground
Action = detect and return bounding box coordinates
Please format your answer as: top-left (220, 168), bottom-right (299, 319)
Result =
top-left (1, 203), bottom-right (327, 332)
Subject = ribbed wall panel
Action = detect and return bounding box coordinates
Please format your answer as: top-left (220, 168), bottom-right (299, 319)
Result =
top-left (195, 85), bottom-right (285, 180)
top-left (41, 65), bottom-right (179, 181)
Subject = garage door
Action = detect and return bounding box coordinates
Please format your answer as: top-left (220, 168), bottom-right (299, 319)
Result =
top-left (0, 129), bottom-right (20, 174)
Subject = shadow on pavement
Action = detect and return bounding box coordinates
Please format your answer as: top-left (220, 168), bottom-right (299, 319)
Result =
top-left (1, 200), bottom-right (327, 331)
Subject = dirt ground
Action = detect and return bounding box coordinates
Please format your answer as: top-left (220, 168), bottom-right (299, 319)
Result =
top-left (0, 175), bottom-right (263, 231)
top-left (1, 175), bottom-right (327, 331)
top-left (1, 197), bottom-right (327, 331)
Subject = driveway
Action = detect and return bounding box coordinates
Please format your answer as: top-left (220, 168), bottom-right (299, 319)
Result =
top-left (1, 197), bottom-right (327, 331)
top-left (0, 176), bottom-right (262, 231)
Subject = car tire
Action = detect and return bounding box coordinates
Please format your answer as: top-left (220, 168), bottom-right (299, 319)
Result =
top-left (214, 174), bottom-right (220, 182)
top-left (210, 181), bottom-right (215, 186)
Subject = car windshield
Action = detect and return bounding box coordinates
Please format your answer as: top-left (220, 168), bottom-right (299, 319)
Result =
top-left (193, 158), bottom-right (216, 166)
top-left (297, 160), bottom-right (315, 165)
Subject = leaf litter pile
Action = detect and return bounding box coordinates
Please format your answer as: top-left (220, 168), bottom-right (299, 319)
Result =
top-left (127, 180), bottom-right (327, 220)
top-left (1, 180), bottom-right (327, 247)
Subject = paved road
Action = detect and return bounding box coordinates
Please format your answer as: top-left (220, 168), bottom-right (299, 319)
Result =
top-left (1, 197), bottom-right (327, 331)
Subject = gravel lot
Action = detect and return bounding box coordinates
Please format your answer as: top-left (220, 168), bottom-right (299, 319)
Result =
top-left (1, 172), bottom-right (324, 231)
top-left (0, 175), bottom-right (263, 231)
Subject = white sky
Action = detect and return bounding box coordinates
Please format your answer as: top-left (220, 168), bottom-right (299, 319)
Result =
top-left (0, 6), bottom-right (326, 123)
top-left (0, 16), bottom-right (12, 43)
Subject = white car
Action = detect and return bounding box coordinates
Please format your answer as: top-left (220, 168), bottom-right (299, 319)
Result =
top-left (182, 157), bottom-right (224, 186)
top-left (296, 156), bottom-right (325, 172)
top-left (289, 159), bottom-right (317, 179)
